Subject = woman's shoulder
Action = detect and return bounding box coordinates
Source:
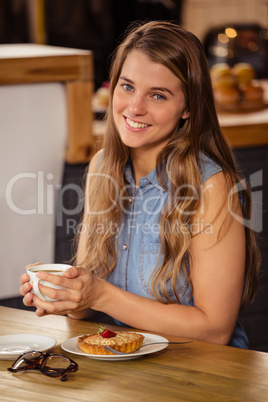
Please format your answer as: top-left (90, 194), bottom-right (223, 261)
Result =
top-left (199, 153), bottom-right (222, 183)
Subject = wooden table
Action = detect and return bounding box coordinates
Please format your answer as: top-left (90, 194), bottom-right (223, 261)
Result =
top-left (0, 306), bottom-right (267, 401)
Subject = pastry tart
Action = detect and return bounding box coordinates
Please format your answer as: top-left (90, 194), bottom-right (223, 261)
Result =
top-left (77, 331), bottom-right (145, 355)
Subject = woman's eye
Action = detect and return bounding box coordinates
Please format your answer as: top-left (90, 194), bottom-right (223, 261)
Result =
top-left (153, 93), bottom-right (166, 101)
top-left (122, 84), bottom-right (133, 92)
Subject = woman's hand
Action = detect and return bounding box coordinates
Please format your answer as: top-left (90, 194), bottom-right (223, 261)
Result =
top-left (20, 266), bottom-right (102, 317)
top-left (20, 262), bottom-right (42, 310)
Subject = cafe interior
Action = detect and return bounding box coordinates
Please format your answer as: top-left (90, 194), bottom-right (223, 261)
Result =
top-left (0, 2), bottom-right (268, 396)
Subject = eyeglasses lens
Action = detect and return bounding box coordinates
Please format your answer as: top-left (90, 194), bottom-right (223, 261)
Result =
top-left (42, 356), bottom-right (71, 377)
top-left (12, 351), bottom-right (42, 370)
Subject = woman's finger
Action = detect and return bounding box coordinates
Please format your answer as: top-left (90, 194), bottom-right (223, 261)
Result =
top-left (35, 307), bottom-right (47, 317)
top-left (36, 283), bottom-right (68, 301)
top-left (22, 291), bottom-right (35, 306)
top-left (25, 262), bottom-right (42, 269)
top-left (64, 266), bottom-right (86, 279)
top-left (20, 273), bottom-right (30, 286)
top-left (20, 281), bottom-right (32, 296)
top-left (32, 295), bottom-right (77, 316)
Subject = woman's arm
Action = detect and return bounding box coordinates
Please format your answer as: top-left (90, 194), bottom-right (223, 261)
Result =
top-left (32, 171), bottom-right (245, 344)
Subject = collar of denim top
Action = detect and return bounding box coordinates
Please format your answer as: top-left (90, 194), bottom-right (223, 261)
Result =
top-left (124, 159), bottom-right (170, 192)
top-left (124, 153), bottom-right (223, 193)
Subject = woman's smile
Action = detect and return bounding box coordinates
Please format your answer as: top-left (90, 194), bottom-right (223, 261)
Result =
top-left (124, 116), bottom-right (151, 130)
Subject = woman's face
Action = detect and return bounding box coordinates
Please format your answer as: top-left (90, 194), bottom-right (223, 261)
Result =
top-left (112, 50), bottom-right (189, 155)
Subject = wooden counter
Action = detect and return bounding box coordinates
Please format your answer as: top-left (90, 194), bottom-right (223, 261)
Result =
top-left (218, 106), bottom-right (268, 148)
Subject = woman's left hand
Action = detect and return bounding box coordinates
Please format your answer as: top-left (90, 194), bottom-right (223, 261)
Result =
top-left (31, 266), bottom-right (101, 317)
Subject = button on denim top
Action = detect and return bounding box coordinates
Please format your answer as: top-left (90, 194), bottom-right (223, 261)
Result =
top-left (106, 153), bottom-right (248, 348)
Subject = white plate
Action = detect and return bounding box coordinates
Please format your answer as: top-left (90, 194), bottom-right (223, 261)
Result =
top-left (0, 334), bottom-right (57, 361)
top-left (61, 332), bottom-right (168, 361)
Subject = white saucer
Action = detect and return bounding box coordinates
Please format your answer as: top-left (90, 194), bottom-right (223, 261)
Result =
top-left (61, 332), bottom-right (168, 361)
top-left (0, 334), bottom-right (57, 360)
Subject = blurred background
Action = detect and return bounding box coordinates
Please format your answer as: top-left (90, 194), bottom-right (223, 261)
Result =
top-left (1, 0), bottom-right (267, 87)
top-left (0, 0), bottom-right (267, 352)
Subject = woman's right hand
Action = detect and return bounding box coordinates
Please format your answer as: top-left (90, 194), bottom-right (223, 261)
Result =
top-left (20, 262), bottom-right (42, 307)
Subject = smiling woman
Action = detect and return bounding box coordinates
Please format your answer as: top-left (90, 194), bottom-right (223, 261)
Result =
top-left (20, 21), bottom-right (260, 349)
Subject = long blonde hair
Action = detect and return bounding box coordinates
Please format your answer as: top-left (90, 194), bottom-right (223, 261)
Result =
top-left (77, 21), bottom-right (260, 306)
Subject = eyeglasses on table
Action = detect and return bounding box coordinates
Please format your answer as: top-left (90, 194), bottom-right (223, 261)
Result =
top-left (8, 350), bottom-right (78, 381)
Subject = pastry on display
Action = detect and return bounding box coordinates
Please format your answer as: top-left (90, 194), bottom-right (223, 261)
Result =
top-left (210, 62), bottom-right (264, 111)
top-left (232, 63), bottom-right (255, 86)
top-left (92, 81), bottom-right (110, 112)
top-left (239, 82), bottom-right (264, 108)
top-left (77, 326), bottom-right (145, 355)
top-left (210, 63), bottom-right (236, 89)
top-left (213, 86), bottom-right (240, 107)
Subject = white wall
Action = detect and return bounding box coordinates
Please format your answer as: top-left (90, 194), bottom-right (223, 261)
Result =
top-left (0, 83), bottom-right (66, 298)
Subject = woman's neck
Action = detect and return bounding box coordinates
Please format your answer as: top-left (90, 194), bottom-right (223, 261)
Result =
top-left (130, 148), bottom-right (157, 185)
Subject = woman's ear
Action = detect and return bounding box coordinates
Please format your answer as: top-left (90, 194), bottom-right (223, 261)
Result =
top-left (182, 110), bottom-right (190, 119)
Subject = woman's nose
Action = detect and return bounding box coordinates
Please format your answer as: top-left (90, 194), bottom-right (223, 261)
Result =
top-left (128, 95), bottom-right (146, 116)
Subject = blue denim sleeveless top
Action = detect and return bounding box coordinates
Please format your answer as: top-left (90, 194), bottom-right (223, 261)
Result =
top-left (105, 153), bottom-right (248, 348)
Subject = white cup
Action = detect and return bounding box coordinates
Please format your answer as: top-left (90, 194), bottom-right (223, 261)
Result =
top-left (26, 263), bottom-right (71, 302)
